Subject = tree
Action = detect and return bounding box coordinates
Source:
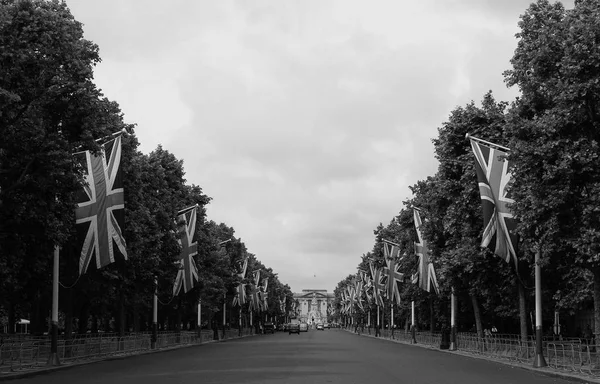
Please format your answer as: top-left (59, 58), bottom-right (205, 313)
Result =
top-left (0, 0), bottom-right (132, 333)
top-left (432, 93), bottom-right (532, 339)
top-left (504, 0), bottom-right (600, 337)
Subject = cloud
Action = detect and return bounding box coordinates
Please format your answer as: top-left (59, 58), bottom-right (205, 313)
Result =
top-left (66, 0), bottom-right (553, 292)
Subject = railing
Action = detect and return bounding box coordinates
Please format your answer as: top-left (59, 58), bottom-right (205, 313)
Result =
top-left (346, 327), bottom-right (600, 378)
top-left (456, 333), bottom-right (533, 362)
top-left (545, 340), bottom-right (600, 376)
top-left (0, 328), bottom-right (255, 374)
top-left (345, 325), bottom-right (442, 348)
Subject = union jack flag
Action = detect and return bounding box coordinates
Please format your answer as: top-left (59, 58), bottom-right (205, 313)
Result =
top-left (354, 278), bottom-right (364, 310)
top-left (369, 262), bottom-right (386, 307)
top-left (382, 241), bottom-right (404, 304)
top-left (75, 136), bottom-right (127, 275)
top-left (235, 256), bottom-right (248, 279)
top-left (279, 297), bottom-right (286, 312)
top-left (412, 209), bottom-right (439, 294)
top-left (233, 283), bottom-right (246, 307)
top-left (341, 290), bottom-right (350, 314)
top-left (173, 205), bottom-right (199, 296)
top-left (470, 138), bottom-right (518, 267)
top-left (359, 269), bottom-right (373, 304)
top-left (260, 278), bottom-right (269, 311)
top-left (290, 300), bottom-right (297, 316)
top-left (249, 270), bottom-right (261, 312)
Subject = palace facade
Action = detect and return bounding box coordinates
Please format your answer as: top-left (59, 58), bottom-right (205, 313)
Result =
top-left (293, 289), bottom-right (334, 324)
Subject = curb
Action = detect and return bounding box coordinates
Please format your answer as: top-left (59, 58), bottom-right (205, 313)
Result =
top-left (0, 333), bottom-right (257, 381)
top-left (345, 329), bottom-right (600, 384)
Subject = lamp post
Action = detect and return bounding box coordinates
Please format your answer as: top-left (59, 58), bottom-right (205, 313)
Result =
top-left (533, 247), bottom-right (547, 367)
top-left (152, 277), bottom-right (158, 349)
top-left (218, 239), bottom-right (232, 340)
top-left (450, 287), bottom-right (456, 351)
top-left (47, 246), bottom-right (60, 366)
top-left (411, 301), bottom-right (417, 344)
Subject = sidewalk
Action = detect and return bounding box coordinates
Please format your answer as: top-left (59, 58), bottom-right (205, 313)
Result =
top-left (0, 332), bottom-right (256, 381)
top-left (348, 329), bottom-right (600, 384)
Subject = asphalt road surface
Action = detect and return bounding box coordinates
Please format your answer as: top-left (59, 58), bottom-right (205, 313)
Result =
top-left (7, 328), bottom-right (583, 384)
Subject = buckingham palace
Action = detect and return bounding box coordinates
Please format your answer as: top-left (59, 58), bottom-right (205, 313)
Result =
top-left (293, 289), bottom-right (334, 324)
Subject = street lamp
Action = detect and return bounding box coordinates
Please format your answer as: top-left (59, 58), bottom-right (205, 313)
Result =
top-left (219, 238), bottom-right (232, 339)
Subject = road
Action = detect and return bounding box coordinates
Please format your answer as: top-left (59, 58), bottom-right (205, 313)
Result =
top-left (5, 328), bottom-right (583, 384)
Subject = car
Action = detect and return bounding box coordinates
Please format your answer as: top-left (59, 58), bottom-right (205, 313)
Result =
top-left (316, 323), bottom-right (324, 330)
top-left (264, 322), bottom-right (275, 334)
top-left (277, 324), bottom-right (284, 331)
top-left (289, 322), bottom-right (300, 335)
top-left (299, 323), bottom-right (309, 332)
top-left (283, 323), bottom-right (290, 332)
top-left (324, 323), bottom-right (330, 329)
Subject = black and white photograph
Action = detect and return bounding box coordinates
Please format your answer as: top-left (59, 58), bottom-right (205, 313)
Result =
top-left (1, 0), bottom-right (599, 383)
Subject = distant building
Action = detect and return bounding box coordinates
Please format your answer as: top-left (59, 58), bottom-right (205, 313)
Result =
top-left (293, 289), bottom-right (334, 324)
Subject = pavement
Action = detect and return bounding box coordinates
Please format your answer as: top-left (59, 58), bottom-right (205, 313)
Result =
top-left (0, 328), bottom-right (597, 384)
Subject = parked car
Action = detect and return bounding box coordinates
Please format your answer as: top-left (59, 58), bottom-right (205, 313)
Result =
top-left (277, 324), bottom-right (284, 331)
top-left (324, 323), bottom-right (330, 329)
top-left (316, 323), bottom-right (324, 330)
top-left (299, 322), bottom-right (309, 332)
top-left (289, 322), bottom-right (300, 335)
top-left (264, 322), bottom-right (275, 334)
top-left (283, 323), bottom-right (290, 332)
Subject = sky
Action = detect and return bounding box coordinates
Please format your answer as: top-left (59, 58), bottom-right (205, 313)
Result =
top-left (66, 0), bottom-right (574, 294)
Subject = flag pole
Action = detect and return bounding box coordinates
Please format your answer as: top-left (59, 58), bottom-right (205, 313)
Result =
top-left (411, 300), bottom-right (417, 344)
top-left (465, 133), bottom-right (510, 152)
top-left (177, 203), bottom-right (199, 215)
top-left (450, 287), bottom-right (457, 350)
top-left (223, 293), bottom-right (226, 334)
top-left (238, 306), bottom-right (242, 337)
top-left (382, 238), bottom-right (401, 247)
top-left (47, 246), bottom-right (60, 366)
top-left (391, 304), bottom-right (394, 333)
top-left (197, 299), bottom-right (202, 342)
top-left (533, 247), bottom-right (547, 367)
top-left (376, 305), bottom-right (380, 337)
top-left (152, 277), bottom-right (158, 349)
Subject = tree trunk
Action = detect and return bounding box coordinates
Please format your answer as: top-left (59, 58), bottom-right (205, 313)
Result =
top-left (430, 298), bottom-right (435, 333)
top-left (64, 287), bottom-right (73, 340)
top-left (518, 278), bottom-right (528, 343)
top-left (31, 288), bottom-right (43, 335)
top-left (118, 295), bottom-right (126, 336)
top-left (210, 311), bottom-right (218, 340)
top-left (7, 301), bottom-right (15, 334)
top-left (133, 303), bottom-right (140, 333)
top-left (471, 294), bottom-right (483, 338)
top-left (593, 269), bottom-right (600, 345)
top-left (176, 299), bottom-right (182, 343)
top-left (91, 315), bottom-right (98, 334)
top-left (117, 291), bottom-right (126, 351)
top-left (78, 303), bottom-right (89, 334)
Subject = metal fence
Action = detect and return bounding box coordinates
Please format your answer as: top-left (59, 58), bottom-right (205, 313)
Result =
top-left (455, 332), bottom-right (600, 377)
top-left (348, 326), bottom-right (600, 378)
top-left (0, 328), bottom-right (255, 374)
top-left (350, 326), bottom-right (442, 347)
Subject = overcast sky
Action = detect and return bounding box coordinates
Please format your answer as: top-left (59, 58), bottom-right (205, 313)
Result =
top-left (66, 0), bottom-right (573, 294)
